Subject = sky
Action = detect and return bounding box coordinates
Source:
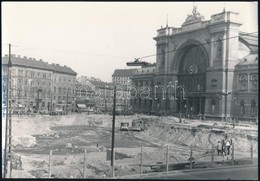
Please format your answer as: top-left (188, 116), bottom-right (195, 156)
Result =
top-left (2, 2), bottom-right (258, 82)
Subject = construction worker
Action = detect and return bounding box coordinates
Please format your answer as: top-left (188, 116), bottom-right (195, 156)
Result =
top-left (217, 141), bottom-right (222, 156)
top-left (226, 140), bottom-right (231, 156)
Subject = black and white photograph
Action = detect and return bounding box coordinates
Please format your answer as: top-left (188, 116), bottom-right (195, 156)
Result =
top-left (1, 1), bottom-right (258, 179)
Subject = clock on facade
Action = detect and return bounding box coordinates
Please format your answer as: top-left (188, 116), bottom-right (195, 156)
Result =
top-left (188, 64), bottom-right (198, 74)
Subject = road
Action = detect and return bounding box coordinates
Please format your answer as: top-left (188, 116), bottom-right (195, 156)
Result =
top-left (140, 166), bottom-right (258, 180)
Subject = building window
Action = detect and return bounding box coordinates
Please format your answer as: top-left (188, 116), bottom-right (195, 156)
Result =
top-left (63, 96), bottom-right (66, 100)
top-left (211, 99), bottom-right (216, 113)
top-left (216, 39), bottom-right (222, 60)
top-left (43, 73), bottom-right (46, 79)
top-left (239, 75), bottom-right (248, 91)
top-left (211, 79), bottom-right (217, 88)
top-left (63, 87), bottom-right (66, 94)
top-left (251, 100), bottom-right (256, 116)
top-left (31, 72), bottom-right (35, 77)
top-left (17, 90), bottom-right (21, 97)
top-left (58, 96), bottom-right (61, 101)
top-left (250, 74), bottom-right (258, 91)
top-left (18, 70), bottom-right (23, 76)
top-left (58, 87), bottom-right (61, 94)
top-left (54, 87), bottom-right (56, 93)
top-left (240, 100), bottom-right (245, 115)
top-left (42, 92), bottom-right (45, 98)
top-left (18, 79), bottom-right (23, 87)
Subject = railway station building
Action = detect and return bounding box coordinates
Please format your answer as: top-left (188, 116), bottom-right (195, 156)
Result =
top-left (130, 7), bottom-right (258, 120)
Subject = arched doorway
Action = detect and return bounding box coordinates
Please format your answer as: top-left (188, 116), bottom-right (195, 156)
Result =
top-left (177, 44), bottom-right (207, 116)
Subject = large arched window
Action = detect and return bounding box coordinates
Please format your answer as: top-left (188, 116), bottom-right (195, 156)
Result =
top-left (180, 45), bottom-right (207, 75)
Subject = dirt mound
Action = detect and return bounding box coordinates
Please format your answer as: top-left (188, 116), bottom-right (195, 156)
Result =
top-left (139, 124), bottom-right (258, 153)
top-left (13, 136), bottom-right (37, 148)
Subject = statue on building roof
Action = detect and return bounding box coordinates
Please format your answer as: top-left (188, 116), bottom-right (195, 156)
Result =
top-left (183, 6), bottom-right (204, 25)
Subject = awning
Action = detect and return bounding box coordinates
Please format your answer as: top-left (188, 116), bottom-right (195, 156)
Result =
top-left (77, 104), bottom-right (87, 109)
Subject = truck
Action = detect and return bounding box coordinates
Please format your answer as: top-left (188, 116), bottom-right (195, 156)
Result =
top-left (129, 119), bottom-right (144, 132)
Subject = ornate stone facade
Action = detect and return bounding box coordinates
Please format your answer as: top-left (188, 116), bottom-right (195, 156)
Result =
top-left (130, 8), bottom-right (258, 120)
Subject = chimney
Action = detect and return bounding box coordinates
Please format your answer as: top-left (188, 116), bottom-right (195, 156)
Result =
top-left (4, 54), bottom-right (8, 57)
top-left (33, 58), bottom-right (36, 60)
top-left (29, 57), bottom-right (32, 60)
top-left (64, 65), bottom-right (67, 67)
top-left (24, 56), bottom-right (27, 59)
top-left (56, 64), bottom-right (59, 66)
top-left (52, 63), bottom-right (55, 65)
top-left (39, 59), bottom-right (43, 62)
top-left (18, 55), bottom-right (21, 58)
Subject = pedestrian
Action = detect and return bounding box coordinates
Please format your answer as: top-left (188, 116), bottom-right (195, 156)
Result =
top-left (221, 140), bottom-right (226, 156)
top-left (217, 141), bottom-right (222, 156)
top-left (226, 140), bottom-right (231, 156)
top-left (19, 155), bottom-right (22, 170)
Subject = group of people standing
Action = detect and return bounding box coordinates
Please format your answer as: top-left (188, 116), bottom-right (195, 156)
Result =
top-left (217, 139), bottom-right (233, 158)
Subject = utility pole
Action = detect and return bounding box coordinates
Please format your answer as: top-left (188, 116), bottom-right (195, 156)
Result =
top-left (111, 86), bottom-right (116, 177)
top-left (4, 44), bottom-right (12, 178)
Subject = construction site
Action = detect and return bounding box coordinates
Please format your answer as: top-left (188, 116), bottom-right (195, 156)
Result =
top-left (2, 113), bottom-right (258, 179)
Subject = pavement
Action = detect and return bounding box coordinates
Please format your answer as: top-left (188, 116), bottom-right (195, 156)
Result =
top-left (138, 164), bottom-right (258, 180)
top-left (114, 163), bottom-right (258, 180)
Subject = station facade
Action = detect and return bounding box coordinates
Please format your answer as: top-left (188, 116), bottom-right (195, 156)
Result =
top-left (130, 8), bottom-right (258, 120)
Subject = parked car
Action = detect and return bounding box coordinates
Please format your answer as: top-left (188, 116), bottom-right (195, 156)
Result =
top-left (39, 110), bottom-right (49, 115)
top-left (55, 108), bottom-right (65, 115)
top-left (120, 122), bottom-right (129, 131)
